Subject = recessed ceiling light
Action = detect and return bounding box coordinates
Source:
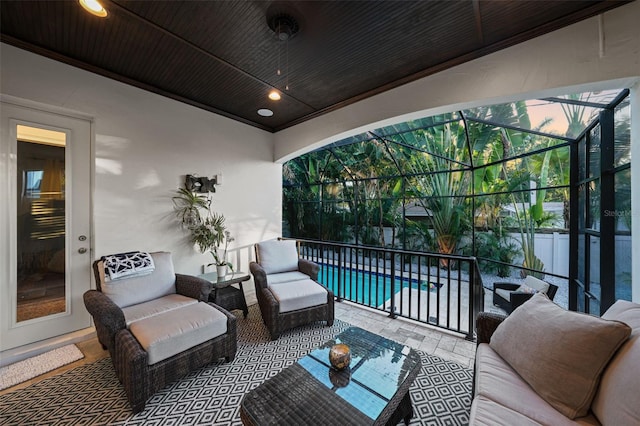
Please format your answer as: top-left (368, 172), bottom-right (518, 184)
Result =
top-left (258, 109), bottom-right (274, 117)
top-left (268, 91), bottom-right (281, 101)
top-left (79, 0), bottom-right (108, 17)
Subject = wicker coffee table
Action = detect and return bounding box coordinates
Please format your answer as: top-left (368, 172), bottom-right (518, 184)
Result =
top-left (240, 327), bottom-right (421, 425)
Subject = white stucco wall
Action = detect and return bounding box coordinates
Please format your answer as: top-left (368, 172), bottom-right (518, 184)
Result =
top-left (0, 43), bottom-right (281, 281)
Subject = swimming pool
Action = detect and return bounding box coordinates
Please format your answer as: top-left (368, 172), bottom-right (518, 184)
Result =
top-left (317, 264), bottom-right (439, 307)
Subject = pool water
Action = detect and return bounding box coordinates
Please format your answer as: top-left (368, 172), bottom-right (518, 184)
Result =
top-left (317, 264), bottom-right (439, 307)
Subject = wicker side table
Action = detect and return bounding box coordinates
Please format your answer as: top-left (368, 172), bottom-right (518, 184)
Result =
top-left (199, 272), bottom-right (250, 318)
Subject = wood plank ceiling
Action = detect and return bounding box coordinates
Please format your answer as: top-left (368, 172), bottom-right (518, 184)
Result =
top-left (0, 0), bottom-right (630, 132)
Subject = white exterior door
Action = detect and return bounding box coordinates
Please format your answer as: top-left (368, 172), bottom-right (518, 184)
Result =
top-left (1, 101), bottom-right (92, 351)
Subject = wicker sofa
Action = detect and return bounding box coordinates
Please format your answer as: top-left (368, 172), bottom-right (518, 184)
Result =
top-left (83, 251), bottom-right (237, 413)
top-left (250, 239), bottom-right (334, 340)
top-left (471, 294), bottom-right (639, 425)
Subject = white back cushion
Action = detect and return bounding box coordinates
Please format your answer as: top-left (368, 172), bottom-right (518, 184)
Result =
top-left (256, 239), bottom-right (299, 274)
top-left (100, 251), bottom-right (176, 308)
top-left (524, 275), bottom-right (550, 294)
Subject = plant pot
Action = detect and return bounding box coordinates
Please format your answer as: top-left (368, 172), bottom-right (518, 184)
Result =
top-left (216, 264), bottom-right (228, 278)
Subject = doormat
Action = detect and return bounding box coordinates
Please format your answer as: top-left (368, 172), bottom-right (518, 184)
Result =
top-left (0, 344), bottom-right (84, 391)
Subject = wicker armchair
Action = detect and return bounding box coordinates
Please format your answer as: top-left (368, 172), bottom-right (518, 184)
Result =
top-left (250, 239), bottom-right (334, 340)
top-left (493, 275), bottom-right (558, 314)
top-left (83, 251), bottom-right (237, 413)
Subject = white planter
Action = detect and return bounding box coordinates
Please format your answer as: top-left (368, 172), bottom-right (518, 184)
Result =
top-left (216, 264), bottom-right (228, 278)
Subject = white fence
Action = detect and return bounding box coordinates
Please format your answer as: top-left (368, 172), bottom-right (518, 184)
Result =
top-left (507, 232), bottom-right (570, 276)
top-left (381, 228), bottom-right (632, 282)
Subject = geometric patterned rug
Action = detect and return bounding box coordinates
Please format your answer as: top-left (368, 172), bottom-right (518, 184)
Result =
top-left (0, 305), bottom-right (472, 425)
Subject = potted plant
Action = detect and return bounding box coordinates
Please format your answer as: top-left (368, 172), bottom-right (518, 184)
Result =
top-left (172, 188), bottom-right (234, 277)
top-left (209, 229), bottom-right (235, 277)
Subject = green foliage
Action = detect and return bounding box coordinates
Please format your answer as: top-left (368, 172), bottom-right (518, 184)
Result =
top-left (402, 123), bottom-right (471, 261)
top-left (466, 232), bottom-right (519, 278)
top-left (172, 187), bottom-right (209, 226)
top-left (281, 91), bottom-right (626, 281)
top-left (397, 219), bottom-right (435, 252)
top-left (172, 189), bottom-right (233, 268)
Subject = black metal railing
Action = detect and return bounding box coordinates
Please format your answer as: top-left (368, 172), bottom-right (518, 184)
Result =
top-left (294, 239), bottom-right (484, 340)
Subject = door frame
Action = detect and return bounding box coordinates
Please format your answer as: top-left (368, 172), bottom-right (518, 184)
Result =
top-left (0, 95), bottom-right (95, 360)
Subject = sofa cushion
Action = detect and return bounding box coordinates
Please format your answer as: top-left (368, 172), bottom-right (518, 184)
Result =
top-left (470, 395), bottom-right (544, 426)
top-left (489, 293), bottom-right (631, 419)
top-left (591, 300), bottom-right (640, 425)
top-left (129, 302), bottom-right (228, 365)
top-left (267, 271), bottom-right (309, 285)
top-left (474, 344), bottom-right (599, 426)
top-left (256, 239), bottom-right (299, 274)
top-left (100, 251), bottom-right (176, 308)
top-left (268, 279), bottom-right (327, 313)
top-left (121, 293), bottom-right (198, 326)
top-left (523, 275), bottom-right (550, 294)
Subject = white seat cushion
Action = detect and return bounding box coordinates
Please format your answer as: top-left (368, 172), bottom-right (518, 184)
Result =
top-left (122, 293), bottom-right (198, 326)
top-left (129, 302), bottom-right (228, 365)
top-left (268, 279), bottom-right (328, 313)
top-left (470, 395), bottom-right (541, 426)
top-left (267, 271), bottom-right (309, 285)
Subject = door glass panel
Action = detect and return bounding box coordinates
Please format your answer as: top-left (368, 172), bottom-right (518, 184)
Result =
top-left (588, 180), bottom-right (600, 231)
top-left (576, 284), bottom-right (585, 313)
top-left (588, 127), bottom-right (601, 178)
top-left (16, 125), bottom-right (66, 322)
top-left (589, 236), bottom-right (601, 302)
top-left (578, 183), bottom-right (586, 230)
top-left (577, 137), bottom-right (586, 181)
top-left (614, 101), bottom-right (631, 167)
top-left (577, 233), bottom-right (585, 284)
top-left (615, 169), bottom-right (632, 301)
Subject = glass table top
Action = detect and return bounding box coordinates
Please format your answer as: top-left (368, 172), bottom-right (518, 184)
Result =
top-left (198, 271), bottom-right (249, 287)
top-left (297, 327), bottom-right (420, 421)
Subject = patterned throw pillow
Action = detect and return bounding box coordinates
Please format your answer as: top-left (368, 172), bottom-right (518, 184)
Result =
top-left (516, 284), bottom-right (537, 294)
top-left (103, 251), bottom-right (155, 281)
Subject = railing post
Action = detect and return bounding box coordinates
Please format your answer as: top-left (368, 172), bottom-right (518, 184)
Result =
top-left (336, 246), bottom-right (343, 302)
top-left (467, 258), bottom-right (475, 340)
top-left (389, 251), bottom-right (397, 318)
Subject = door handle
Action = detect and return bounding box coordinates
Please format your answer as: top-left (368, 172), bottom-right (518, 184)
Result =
top-left (78, 247), bottom-right (87, 254)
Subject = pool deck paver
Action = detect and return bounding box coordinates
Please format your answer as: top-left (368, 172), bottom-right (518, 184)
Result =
top-left (334, 300), bottom-right (488, 369)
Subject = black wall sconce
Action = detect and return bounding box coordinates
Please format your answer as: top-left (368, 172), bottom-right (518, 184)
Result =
top-left (185, 174), bottom-right (220, 193)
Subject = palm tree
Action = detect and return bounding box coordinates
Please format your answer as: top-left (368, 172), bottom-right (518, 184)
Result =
top-left (402, 122), bottom-right (471, 265)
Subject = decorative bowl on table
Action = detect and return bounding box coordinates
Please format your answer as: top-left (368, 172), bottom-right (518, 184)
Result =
top-left (329, 343), bottom-right (351, 370)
